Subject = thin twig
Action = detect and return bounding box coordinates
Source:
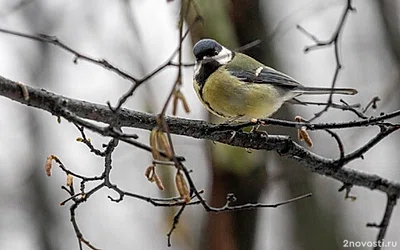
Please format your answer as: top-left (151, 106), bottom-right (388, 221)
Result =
top-left (167, 205), bottom-right (186, 247)
top-left (363, 96), bottom-right (381, 113)
top-left (109, 15), bottom-right (202, 113)
top-left (340, 125), bottom-right (400, 164)
top-left (74, 124), bottom-right (106, 157)
top-left (340, 99), bottom-right (368, 119)
top-left (297, 0), bottom-right (355, 122)
top-left (325, 129), bottom-right (345, 161)
top-left (367, 194), bottom-right (398, 250)
top-left (0, 27), bottom-right (138, 83)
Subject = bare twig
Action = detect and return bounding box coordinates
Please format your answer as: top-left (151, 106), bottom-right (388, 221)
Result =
top-left (363, 96), bottom-right (381, 113)
top-left (338, 183), bottom-right (356, 200)
top-left (234, 39), bottom-right (262, 53)
top-left (110, 15), bottom-right (202, 113)
top-left (340, 125), bottom-right (400, 164)
top-left (167, 205), bottom-right (186, 247)
top-left (74, 124), bottom-right (107, 157)
top-left (340, 99), bottom-right (368, 119)
top-left (367, 194), bottom-right (398, 250)
top-left (207, 193), bottom-right (312, 212)
top-left (297, 0), bottom-right (355, 122)
top-left (325, 129), bottom-right (345, 160)
top-left (0, 27), bottom-right (138, 83)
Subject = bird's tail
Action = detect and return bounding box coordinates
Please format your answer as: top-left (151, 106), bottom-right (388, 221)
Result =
top-left (294, 87), bottom-right (358, 95)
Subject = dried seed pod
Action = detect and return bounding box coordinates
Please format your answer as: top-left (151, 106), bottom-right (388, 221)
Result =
top-left (297, 128), bottom-right (303, 140)
top-left (149, 128), bottom-right (160, 160)
top-left (295, 116), bottom-right (303, 122)
top-left (178, 93), bottom-right (190, 113)
top-left (45, 155), bottom-right (54, 177)
top-left (172, 94), bottom-right (179, 116)
top-left (294, 116), bottom-right (312, 147)
top-left (157, 131), bottom-right (173, 158)
top-left (153, 172), bottom-right (165, 191)
top-left (175, 171), bottom-right (190, 203)
top-left (66, 174), bottom-right (73, 187)
top-left (144, 165), bottom-right (155, 182)
top-left (298, 127), bottom-right (313, 147)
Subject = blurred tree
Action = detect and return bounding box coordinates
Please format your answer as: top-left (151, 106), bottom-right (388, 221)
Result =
top-left (17, 2), bottom-right (60, 249)
top-left (186, 0), bottom-right (346, 249)
top-left (185, 1), bottom-right (270, 249)
top-left (377, 1), bottom-right (400, 67)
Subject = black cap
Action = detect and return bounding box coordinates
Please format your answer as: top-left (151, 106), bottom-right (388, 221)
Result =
top-left (193, 39), bottom-right (223, 61)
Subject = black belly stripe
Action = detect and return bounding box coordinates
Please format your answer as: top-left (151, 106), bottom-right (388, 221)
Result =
top-left (194, 52), bottom-right (236, 118)
top-left (195, 60), bottom-right (221, 96)
top-left (194, 60), bottom-right (225, 117)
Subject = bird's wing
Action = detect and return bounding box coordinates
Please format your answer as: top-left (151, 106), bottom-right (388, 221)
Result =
top-left (227, 67), bottom-right (301, 89)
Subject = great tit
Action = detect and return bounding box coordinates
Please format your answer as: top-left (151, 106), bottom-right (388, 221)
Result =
top-left (192, 39), bottom-right (357, 120)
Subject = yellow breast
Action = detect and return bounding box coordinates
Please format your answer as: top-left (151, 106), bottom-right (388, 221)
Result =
top-left (193, 67), bottom-right (286, 120)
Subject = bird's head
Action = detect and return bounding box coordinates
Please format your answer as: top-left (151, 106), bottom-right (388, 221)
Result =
top-left (193, 39), bottom-right (234, 76)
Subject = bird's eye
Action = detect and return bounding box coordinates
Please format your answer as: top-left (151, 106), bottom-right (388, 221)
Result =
top-left (213, 51), bottom-right (218, 56)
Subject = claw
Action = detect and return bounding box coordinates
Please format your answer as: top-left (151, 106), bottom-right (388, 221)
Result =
top-left (223, 115), bottom-right (244, 124)
top-left (228, 131), bottom-right (237, 143)
top-left (250, 124), bottom-right (269, 139)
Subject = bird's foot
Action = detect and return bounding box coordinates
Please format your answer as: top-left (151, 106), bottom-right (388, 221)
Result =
top-left (250, 120), bottom-right (268, 139)
top-left (222, 115), bottom-right (245, 125)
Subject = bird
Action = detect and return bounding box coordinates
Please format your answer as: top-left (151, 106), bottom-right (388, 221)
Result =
top-left (192, 38), bottom-right (357, 121)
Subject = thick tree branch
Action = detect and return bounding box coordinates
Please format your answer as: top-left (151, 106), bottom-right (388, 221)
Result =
top-left (1, 75), bottom-right (400, 198)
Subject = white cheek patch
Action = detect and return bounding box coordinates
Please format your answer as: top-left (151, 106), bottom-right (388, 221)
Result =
top-left (194, 46), bottom-right (232, 78)
top-left (194, 62), bottom-right (201, 77)
top-left (212, 47), bottom-right (233, 65)
top-left (255, 67), bottom-right (263, 77)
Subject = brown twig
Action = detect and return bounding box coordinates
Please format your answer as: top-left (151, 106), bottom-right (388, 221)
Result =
top-left (167, 205), bottom-right (186, 247)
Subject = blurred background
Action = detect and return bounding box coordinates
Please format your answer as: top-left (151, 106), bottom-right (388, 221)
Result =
top-left (0, 0), bottom-right (399, 249)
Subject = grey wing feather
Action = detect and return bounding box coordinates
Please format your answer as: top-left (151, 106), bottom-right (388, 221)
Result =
top-left (228, 67), bottom-right (357, 96)
top-left (228, 67), bottom-right (302, 89)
